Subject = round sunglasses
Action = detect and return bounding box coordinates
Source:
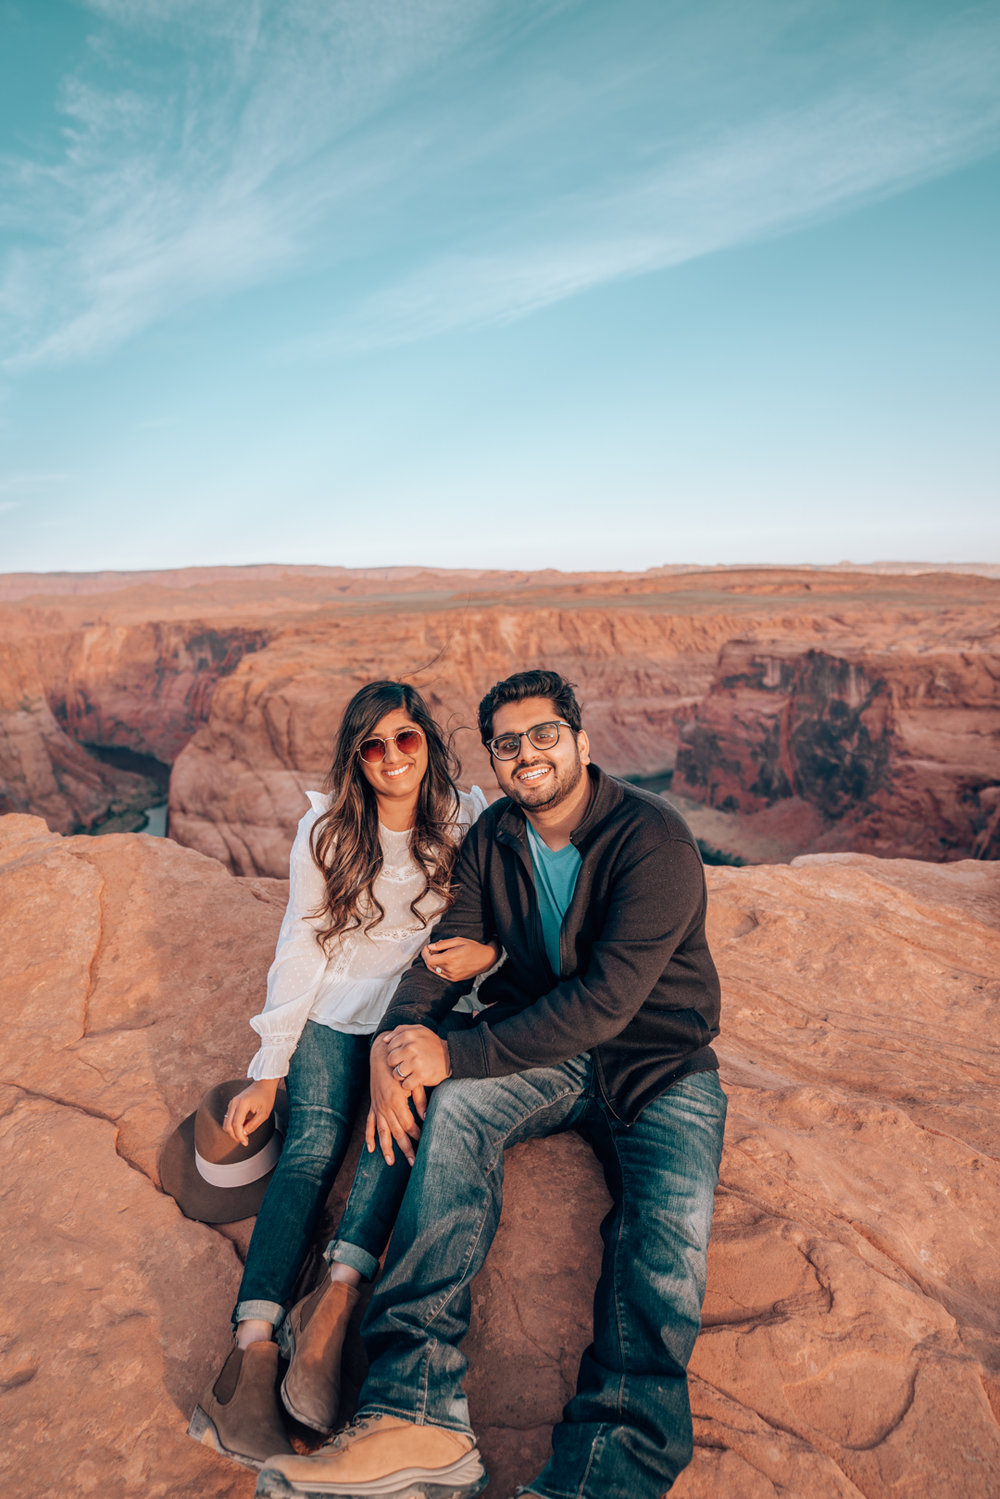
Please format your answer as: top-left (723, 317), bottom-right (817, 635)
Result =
top-left (357, 727), bottom-right (424, 764)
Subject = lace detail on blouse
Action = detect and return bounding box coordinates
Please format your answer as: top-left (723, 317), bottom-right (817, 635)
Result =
top-left (246, 787), bottom-right (487, 1079)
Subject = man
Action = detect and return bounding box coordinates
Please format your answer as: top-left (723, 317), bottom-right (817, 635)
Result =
top-left (257, 669), bottom-right (726, 1499)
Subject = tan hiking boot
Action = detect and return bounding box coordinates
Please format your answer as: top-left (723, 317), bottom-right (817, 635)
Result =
top-left (255, 1412), bottom-right (487, 1498)
top-left (280, 1277), bottom-right (358, 1434)
top-left (188, 1340), bottom-right (294, 1470)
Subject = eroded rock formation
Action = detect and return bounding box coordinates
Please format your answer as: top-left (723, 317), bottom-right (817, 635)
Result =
top-left (166, 602), bottom-right (750, 873)
top-left (0, 600), bottom-right (270, 833)
top-left (673, 638), bottom-right (1000, 859)
top-left (2, 815), bottom-right (997, 1496)
top-left (1, 565), bottom-right (998, 866)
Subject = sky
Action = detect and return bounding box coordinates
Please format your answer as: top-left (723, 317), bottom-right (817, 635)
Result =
top-left (1, 0), bottom-right (998, 575)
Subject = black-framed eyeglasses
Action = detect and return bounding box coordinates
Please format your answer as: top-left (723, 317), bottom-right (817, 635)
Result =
top-left (358, 727), bottom-right (424, 764)
top-left (486, 720), bottom-right (573, 761)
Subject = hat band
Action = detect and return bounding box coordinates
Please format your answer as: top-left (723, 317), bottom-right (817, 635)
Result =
top-left (195, 1131), bottom-right (281, 1189)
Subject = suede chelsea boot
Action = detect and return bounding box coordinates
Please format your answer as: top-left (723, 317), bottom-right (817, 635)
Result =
top-left (189, 1341), bottom-right (294, 1470)
top-left (280, 1277), bottom-right (359, 1435)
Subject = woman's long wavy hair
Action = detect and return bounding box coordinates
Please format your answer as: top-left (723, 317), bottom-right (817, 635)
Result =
top-left (309, 680), bottom-right (463, 948)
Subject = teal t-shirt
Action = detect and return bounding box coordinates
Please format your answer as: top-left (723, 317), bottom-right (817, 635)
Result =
top-left (526, 821), bottom-right (582, 976)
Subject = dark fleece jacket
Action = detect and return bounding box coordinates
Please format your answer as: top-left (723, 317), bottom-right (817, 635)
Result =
top-left (377, 764), bottom-right (721, 1123)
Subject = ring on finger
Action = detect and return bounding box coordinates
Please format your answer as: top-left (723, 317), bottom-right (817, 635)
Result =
top-left (394, 1063), bottom-right (406, 1080)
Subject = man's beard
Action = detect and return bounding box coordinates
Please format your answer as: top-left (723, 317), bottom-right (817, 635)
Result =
top-left (505, 750), bottom-right (585, 811)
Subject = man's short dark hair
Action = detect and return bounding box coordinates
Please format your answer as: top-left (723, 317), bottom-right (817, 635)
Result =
top-left (478, 669), bottom-right (583, 745)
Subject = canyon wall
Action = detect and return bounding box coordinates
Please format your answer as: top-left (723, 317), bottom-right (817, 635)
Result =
top-left (673, 639), bottom-right (1000, 859)
top-left (2, 815), bottom-right (997, 1497)
top-left (0, 607), bottom-right (270, 832)
top-left (166, 571), bottom-right (1000, 875)
top-left (1, 565), bottom-right (997, 866)
top-left (167, 603), bottom-right (751, 874)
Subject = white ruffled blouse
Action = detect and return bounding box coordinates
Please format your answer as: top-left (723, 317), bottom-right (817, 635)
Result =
top-left (247, 786), bottom-right (488, 1080)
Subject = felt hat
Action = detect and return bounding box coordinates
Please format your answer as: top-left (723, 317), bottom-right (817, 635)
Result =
top-left (159, 1078), bottom-right (288, 1225)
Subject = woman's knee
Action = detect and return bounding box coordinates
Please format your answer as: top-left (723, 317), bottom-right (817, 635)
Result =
top-left (281, 1104), bottom-right (352, 1169)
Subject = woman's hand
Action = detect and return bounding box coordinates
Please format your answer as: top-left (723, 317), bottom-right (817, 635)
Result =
top-left (421, 936), bottom-right (500, 981)
top-left (223, 1077), bottom-right (279, 1147)
top-left (366, 1034), bottom-right (427, 1167)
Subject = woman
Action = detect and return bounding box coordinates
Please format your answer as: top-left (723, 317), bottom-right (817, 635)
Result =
top-left (188, 681), bottom-right (496, 1470)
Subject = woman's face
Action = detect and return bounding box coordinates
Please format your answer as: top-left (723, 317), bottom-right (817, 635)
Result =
top-left (356, 705), bottom-right (430, 807)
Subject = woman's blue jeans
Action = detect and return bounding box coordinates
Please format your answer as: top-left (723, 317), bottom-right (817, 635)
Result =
top-left (324, 1010), bottom-right (473, 1282)
top-left (358, 1059), bottom-right (727, 1499)
top-left (234, 1021), bottom-right (408, 1328)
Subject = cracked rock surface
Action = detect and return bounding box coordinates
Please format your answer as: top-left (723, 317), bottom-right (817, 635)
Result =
top-left (1, 814), bottom-right (998, 1497)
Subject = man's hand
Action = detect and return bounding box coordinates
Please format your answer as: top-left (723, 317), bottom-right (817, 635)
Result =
top-left (385, 1024), bottom-right (452, 1089)
top-left (366, 1034), bottom-right (427, 1167)
top-left (223, 1077), bottom-right (279, 1147)
top-left (421, 936), bottom-right (500, 982)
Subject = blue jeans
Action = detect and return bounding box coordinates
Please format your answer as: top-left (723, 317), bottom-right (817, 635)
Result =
top-left (234, 1022), bottom-right (373, 1328)
top-left (326, 1010), bottom-right (479, 1280)
top-left (358, 1060), bottom-right (727, 1499)
top-left (325, 1135), bottom-right (409, 1281)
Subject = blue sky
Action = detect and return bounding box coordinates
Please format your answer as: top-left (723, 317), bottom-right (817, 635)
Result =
top-left (1, 0), bottom-right (998, 574)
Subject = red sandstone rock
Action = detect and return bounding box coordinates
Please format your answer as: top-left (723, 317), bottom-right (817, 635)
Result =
top-left (166, 605), bottom-right (738, 873)
top-left (1, 563), bottom-right (998, 865)
top-left (165, 571), bottom-right (1000, 876)
top-left (2, 814), bottom-right (998, 1495)
top-left (0, 610), bottom-right (270, 833)
top-left (673, 638), bottom-right (1000, 859)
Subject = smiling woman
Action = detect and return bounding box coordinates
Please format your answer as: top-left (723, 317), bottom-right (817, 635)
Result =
top-left (309, 686), bottom-right (457, 946)
top-left (355, 715), bottom-right (430, 825)
top-left (181, 678), bottom-right (499, 1471)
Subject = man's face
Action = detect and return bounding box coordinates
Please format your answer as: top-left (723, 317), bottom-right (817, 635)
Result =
top-left (489, 695), bottom-right (590, 812)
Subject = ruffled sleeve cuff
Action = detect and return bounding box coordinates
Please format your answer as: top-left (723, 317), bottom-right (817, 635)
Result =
top-left (246, 1038), bottom-right (296, 1081)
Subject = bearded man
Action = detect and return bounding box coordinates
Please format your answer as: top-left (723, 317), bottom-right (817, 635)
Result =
top-left (258, 668), bottom-right (726, 1499)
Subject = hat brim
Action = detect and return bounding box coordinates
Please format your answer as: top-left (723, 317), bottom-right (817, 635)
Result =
top-left (158, 1088), bottom-right (289, 1225)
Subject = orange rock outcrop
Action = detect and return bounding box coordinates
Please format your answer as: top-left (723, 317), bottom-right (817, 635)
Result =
top-left (2, 814), bottom-right (998, 1497)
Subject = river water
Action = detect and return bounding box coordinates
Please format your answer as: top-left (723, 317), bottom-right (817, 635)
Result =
top-left (141, 801), bottom-right (169, 837)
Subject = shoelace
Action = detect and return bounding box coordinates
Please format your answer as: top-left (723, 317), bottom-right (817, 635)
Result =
top-left (317, 1413), bottom-right (384, 1454)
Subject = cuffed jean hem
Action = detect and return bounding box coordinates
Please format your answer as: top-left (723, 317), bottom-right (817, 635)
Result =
top-left (357, 1403), bottom-right (475, 1441)
top-left (325, 1237), bottom-right (380, 1282)
top-left (233, 1298), bottom-right (285, 1333)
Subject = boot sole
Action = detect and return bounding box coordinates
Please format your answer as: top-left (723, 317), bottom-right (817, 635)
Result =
top-left (188, 1403), bottom-right (271, 1472)
top-left (280, 1367), bottom-right (337, 1438)
top-left (254, 1449), bottom-right (488, 1498)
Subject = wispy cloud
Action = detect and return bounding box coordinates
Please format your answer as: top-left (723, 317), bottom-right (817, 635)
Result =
top-left (302, 12), bottom-right (1000, 352)
top-left (2, 0), bottom-right (999, 368)
top-left (0, 473), bottom-right (73, 492)
top-left (1, 0), bottom-right (502, 367)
